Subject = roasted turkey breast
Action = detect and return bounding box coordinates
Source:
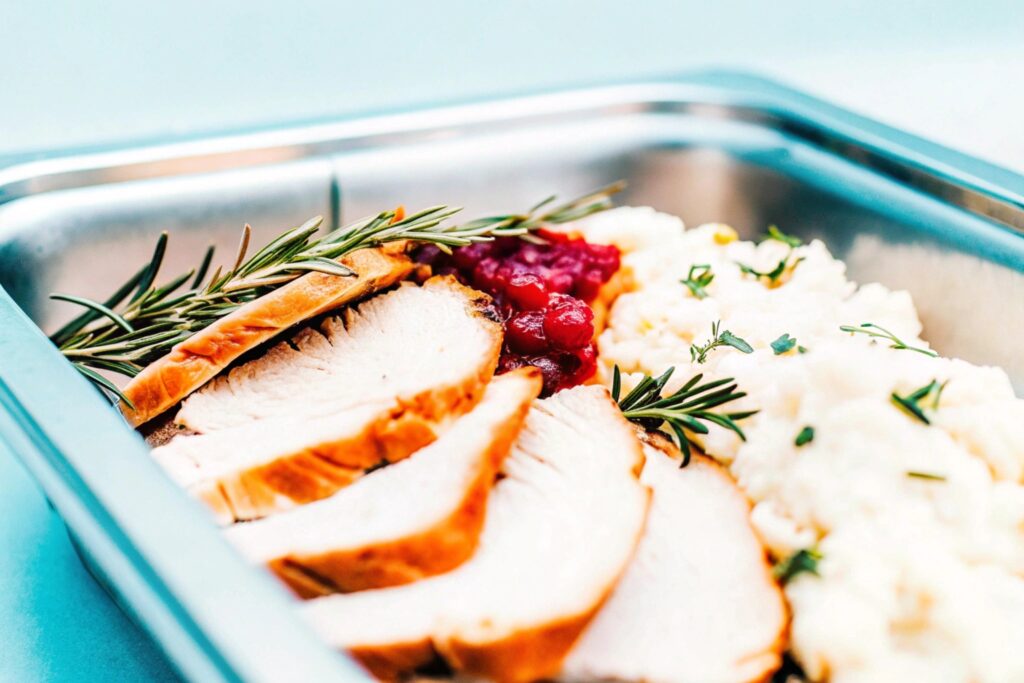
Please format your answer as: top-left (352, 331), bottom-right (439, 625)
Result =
top-left (123, 243), bottom-right (413, 427)
top-left (151, 277), bottom-right (503, 523)
top-left (224, 368), bottom-right (541, 596)
top-left (300, 385), bottom-right (650, 683)
top-left (560, 445), bottom-right (788, 683)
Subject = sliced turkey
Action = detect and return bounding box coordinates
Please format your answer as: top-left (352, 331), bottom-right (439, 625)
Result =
top-left (560, 443), bottom-right (788, 683)
top-left (224, 368), bottom-right (541, 596)
top-left (123, 242), bottom-right (413, 427)
top-left (300, 385), bottom-right (650, 682)
top-left (175, 276), bottom-right (501, 432)
top-left (151, 277), bottom-right (503, 523)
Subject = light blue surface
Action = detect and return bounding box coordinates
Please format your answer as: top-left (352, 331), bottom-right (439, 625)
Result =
top-left (0, 2), bottom-right (1020, 680)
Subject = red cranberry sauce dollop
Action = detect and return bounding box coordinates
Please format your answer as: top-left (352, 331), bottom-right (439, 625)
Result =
top-left (415, 230), bottom-right (620, 396)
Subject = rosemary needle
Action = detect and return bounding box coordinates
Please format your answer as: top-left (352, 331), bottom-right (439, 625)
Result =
top-left (612, 365), bottom-right (757, 467)
top-left (51, 183), bottom-right (626, 403)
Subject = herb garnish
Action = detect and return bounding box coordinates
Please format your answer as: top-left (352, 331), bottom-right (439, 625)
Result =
top-left (764, 225), bottom-right (802, 248)
top-left (795, 426), bottom-right (815, 447)
top-left (771, 333), bottom-right (798, 355)
top-left (907, 471), bottom-right (946, 481)
top-left (690, 321), bottom-right (753, 364)
top-left (839, 323), bottom-right (937, 357)
top-left (51, 184), bottom-right (625, 403)
top-left (680, 264), bottom-right (714, 300)
top-left (891, 379), bottom-right (946, 425)
top-left (773, 547), bottom-right (822, 584)
top-left (611, 365), bottom-right (757, 467)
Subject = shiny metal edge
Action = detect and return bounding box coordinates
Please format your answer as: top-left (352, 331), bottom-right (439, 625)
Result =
top-left (1, 71), bottom-right (1023, 232)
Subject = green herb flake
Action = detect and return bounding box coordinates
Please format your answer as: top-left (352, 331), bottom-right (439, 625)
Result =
top-left (690, 321), bottom-right (754, 364)
top-left (680, 264), bottom-right (714, 300)
top-left (773, 547), bottom-right (822, 585)
top-left (764, 225), bottom-right (802, 248)
top-left (907, 471), bottom-right (947, 481)
top-left (891, 379), bottom-right (947, 425)
top-left (771, 333), bottom-right (798, 355)
top-left (795, 426), bottom-right (815, 447)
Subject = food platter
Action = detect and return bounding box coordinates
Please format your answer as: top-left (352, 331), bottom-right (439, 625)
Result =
top-left (1, 72), bottom-right (1023, 682)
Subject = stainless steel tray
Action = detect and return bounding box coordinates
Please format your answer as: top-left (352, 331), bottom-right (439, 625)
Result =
top-left (1, 71), bottom-right (1023, 682)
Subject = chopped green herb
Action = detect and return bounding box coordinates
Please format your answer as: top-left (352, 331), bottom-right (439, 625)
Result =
top-left (737, 255), bottom-right (804, 285)
top-left (798, 345), bottom-right (808, 354)
top-left (839, 323), bottom-right (937, 357)
top-left (907, 471), bottom-right (947, 481)
top-left (611, 365), bottom-right (757, 467)
top-left (690, 321), bottom-right (754, 364)
top-left (773, 547), bottom-right (822, 585)
top-left (795, 426), bottom-right (815, 447)
top-left (891, 379), bottom-right (947, 425)
top-left (771, 333), bottom-right (798, 355)
top-left (680, 264), bottom-right (714, 300)
top-left (764, 225), bottom-right (802, 248)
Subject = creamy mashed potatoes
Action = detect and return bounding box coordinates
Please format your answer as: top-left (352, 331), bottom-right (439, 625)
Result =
top-left (571, 207), bottom-right (1024, 683)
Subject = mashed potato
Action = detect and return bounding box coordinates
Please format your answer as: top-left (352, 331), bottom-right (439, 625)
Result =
top-left (571, 207), bottom-right (1024, 683)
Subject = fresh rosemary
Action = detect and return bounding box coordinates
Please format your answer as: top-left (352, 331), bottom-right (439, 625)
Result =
top-left (690, 321), bottom-right (753, 364)
top-left (795, 426), bottom-right (815, 447)
top-left (891, 379), bottom-right (946, 425)
top-left (51, 183), bottom-right (625, 402)
top-left (839, 323), bottom-right (937, 357)
top-left (611, 365), bottom-right (757, 467)
top-left (680, 264), bottom-right (714, 300)
top-left (773, 547), bottom-right (822, 585)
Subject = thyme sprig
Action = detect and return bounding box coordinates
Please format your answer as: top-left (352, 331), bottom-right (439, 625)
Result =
top-left (690, 320), bottom-right (754, 364)
top-left (891, 379), bottom-right (947, 425)
top-left (680, 264), bottom-right (714, 300)
top-left (51, 183), bottom-right (625, 402)
top-left (839, 323), bottom-right (937, 357)
top-left (611, 365), bottom-right (757, 466)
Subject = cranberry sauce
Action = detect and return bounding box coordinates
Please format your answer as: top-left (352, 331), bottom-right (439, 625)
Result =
top-left (415, 230), bottom-right (620, 396)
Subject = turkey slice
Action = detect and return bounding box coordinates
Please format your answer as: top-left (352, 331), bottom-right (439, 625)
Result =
top-left (224, 368), bottom-right (541, 596)
top-left (560, 443), bottom-right (788, 683)
top-left (122, 242), bottom-right (413, 427)
top-left (152, 277), bottom-right (503, 523)
top-left (301, 385), bottom-right (650, 682)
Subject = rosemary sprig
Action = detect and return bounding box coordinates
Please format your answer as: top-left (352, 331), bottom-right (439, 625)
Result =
top-left (773, 547), bottom-right (822, 585)
top-left (891, 379), bottom-right (946, 425)
top-left (611, 365), bottom-right (757, 467)
top-left (680, 264), bottom-right (714, 300)
top-left (690, 320), bottom-right (753, 364)
top-left (51, 183), bottom-right (625, 403)
top-left (839, 323), bottom-right (937, 357)
top-left (452, 180), bottom-right (627, 242)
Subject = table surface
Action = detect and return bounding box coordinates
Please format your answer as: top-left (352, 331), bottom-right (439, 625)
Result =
top-left (2, 1), bottom-right (1022, 680)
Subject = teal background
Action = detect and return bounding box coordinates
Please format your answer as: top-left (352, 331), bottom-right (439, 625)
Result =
top-left (1, 1), bottom-right (1021, 680)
